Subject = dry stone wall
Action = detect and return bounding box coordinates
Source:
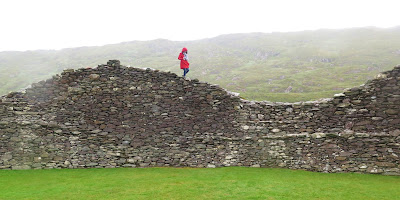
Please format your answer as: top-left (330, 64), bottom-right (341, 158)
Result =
top-left (0, 60), bottom-right (399, 175)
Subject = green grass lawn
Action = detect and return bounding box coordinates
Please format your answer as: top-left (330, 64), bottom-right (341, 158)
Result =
top-left (0, 167), bottom-right (399, 200)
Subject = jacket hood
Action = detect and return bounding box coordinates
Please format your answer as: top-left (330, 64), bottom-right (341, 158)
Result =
top-left (182, 47), bottom-right (188, 53)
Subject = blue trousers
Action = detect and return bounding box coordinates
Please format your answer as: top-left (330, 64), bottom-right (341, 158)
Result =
top-left (183, 68), bottom-right (189, 76)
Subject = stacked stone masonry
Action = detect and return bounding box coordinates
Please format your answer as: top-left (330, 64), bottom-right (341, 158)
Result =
top-left (0, 60), bottom-right (399, 175)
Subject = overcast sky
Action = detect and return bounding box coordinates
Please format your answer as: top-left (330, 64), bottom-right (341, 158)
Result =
top-left (0, 0), bottom-right (399, 52)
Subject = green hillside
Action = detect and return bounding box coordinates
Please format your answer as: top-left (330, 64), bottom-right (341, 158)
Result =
top-left (1, 27), bottom-right (400, 102)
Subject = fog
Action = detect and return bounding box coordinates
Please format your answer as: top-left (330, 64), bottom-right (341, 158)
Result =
top-left (1, 0), bottom-right (399, 51)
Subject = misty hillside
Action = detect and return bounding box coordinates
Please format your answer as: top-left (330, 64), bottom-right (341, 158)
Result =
top-left (1, 27), bottom-right (400, 102)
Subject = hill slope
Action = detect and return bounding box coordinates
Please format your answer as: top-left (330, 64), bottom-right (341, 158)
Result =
top-left (1, 26), bottom-right (400, 102)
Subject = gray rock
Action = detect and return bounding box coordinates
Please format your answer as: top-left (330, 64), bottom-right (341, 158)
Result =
top-left (12, 165), bottom-right (31, 170)
top-left (89, 74), bottom-right (100, 81)
top-left (207, 164), bottom-right (216, 168)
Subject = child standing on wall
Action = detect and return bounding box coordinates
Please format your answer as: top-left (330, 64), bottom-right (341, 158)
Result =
top-left (178, 47), bottom-right (190, 78)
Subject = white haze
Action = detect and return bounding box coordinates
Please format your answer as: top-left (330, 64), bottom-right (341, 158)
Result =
top-left (0, 0), bottom-right (399, 51)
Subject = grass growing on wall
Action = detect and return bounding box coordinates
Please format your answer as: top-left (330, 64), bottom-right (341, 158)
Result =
top-left (0, 167), bottom-right (399, 200)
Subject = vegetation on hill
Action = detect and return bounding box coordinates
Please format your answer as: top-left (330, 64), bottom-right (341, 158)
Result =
top-left (1, 27), bottom-right (400, 102)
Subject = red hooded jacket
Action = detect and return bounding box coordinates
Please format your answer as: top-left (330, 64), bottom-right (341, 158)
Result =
top-left (178, 47), bottom-right (189, 69)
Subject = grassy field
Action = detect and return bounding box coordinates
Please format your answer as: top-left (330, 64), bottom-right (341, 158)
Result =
top-left (0, 167), bottom-right (399, 200)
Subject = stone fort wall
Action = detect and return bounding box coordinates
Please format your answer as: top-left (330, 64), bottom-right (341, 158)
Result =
top-left (0, 60), bottom-right (399, 175)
